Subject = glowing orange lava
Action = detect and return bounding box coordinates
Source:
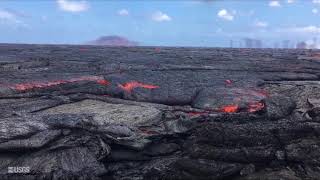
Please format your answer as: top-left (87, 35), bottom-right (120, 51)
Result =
top-left (97, 79), bottom-right (110, 86)
top-left (13, 76), bottom-right (108, 91)
top-left (118, 81), bottom-right (159, 92)
top-left (219, 104), bottom-right (239, 113)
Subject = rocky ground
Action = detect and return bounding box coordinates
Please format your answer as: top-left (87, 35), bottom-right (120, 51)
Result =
top-left (0, 44), bottom-right (320, 179)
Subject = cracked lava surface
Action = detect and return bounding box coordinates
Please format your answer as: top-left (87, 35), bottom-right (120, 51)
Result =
top-left (0, 44), bottom-right (320, 179)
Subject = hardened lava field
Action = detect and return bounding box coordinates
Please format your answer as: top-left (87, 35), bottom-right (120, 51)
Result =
top-left (0, 44), bottom-right (320, 180)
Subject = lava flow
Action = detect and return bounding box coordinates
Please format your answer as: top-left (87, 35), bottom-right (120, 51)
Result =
top-left (219, 104), bottom-right (239, 113)
top-left (13, 76), bottom-right (109, 91)
top-left (118, 81), bottom-right (159, 92)
top-left (219, 102), bottom-right (265, 113)
top-left (96, 79), bottom-right (110, 86)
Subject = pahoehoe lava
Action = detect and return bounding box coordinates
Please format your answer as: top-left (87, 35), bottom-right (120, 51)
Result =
top-left (0, 44), bottom-right (320, 179)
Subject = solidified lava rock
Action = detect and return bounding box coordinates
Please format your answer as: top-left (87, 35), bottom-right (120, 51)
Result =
top-left (0, 44), bottom-right (320, 179)
top-left (192, 87), bottom-right (266, 112)
top-left (265, 94), bottom-right (296, 120)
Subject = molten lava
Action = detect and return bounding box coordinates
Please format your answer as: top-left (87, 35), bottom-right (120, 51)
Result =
top-left (118, 81), bottom-right (159, 92)
top-left (13, 76), bottom-right (108, 91)
top-left (219, 102), bottom-right (264, 113)
top-left (219, 104), bottom-right (239, 113)
top-left (14, 81), bottom-right (66, 91)
top-left (96, 79), bottom-right (110, 86)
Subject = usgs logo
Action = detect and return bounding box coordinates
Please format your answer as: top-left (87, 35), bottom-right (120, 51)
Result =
top-left (8, 167), bottom-right (30, 174)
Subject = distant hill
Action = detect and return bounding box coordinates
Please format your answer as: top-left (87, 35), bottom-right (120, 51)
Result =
top-left (87, 36), bottom-right (138, 46)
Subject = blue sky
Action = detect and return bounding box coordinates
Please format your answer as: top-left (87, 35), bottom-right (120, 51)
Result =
top-left (1, 0), bottom-right (320, 47)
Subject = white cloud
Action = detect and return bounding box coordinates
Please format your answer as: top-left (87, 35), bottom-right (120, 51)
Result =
top-left (57, 0), bottom-right (89, 12)
top-left (284, 26), bottom-right (320, 33)
top-left (151, 11), bottom-right (171, 22)
top-left (255, 21), bottom-right (268, 27)
top-left (0, 9), bottom-right (16, 20)
top-left (118, 9), bottom-right (129, 16)
top-left (0, 9), bottom-right (17, 20)
top-left (305, 39), bottom-right (320, 49)
top-left (287, 0), bottom-right (294, 3)
top-left (269, 1), bottom-right (281, 7)
top-left (217, 9), bottom-right (234, 21)
top-left (0, 9), bottom-right (29, 28)
top-left (312, 8), bottom-right (319, 14)
top-left (313, 0), bottom-right (320, 4)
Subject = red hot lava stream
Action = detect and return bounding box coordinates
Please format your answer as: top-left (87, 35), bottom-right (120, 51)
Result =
top-left (12, 76), bottom-right (109, 91)
top-left (10, 76), bottom-right (265, 115)
top-left (118, 81), bottom-right (159, 92)
top-left (219, 104), bottom-right (239, 113)
top-left (188, 102), bottom-right (264, 116)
